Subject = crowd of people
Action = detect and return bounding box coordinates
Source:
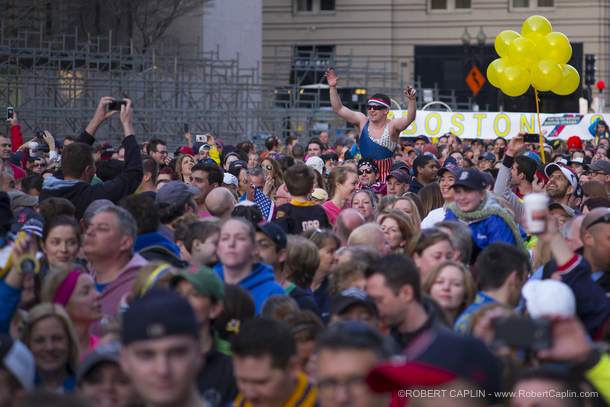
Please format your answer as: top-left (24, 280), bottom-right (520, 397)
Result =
top-left (0, 80), bottom-right (609, 407)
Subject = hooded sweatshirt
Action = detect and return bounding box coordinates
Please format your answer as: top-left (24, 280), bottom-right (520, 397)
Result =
top-left (89, 253), bottom-right (148, 336)
top-left (213, 262), bottom-right (286, 314)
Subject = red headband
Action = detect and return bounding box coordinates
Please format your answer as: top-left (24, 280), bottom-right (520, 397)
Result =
top-left (54, 270), bottom-right (85, 307)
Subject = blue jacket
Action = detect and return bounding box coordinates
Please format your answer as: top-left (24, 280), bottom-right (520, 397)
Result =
top-left (0, 279), bottom-right (21, 335)
top-left (444, 197), bottom-right (526, 251)
top-left (214, 262), bottom-right (286, 314)
top-left (589, 117), bottom-right (609, 138)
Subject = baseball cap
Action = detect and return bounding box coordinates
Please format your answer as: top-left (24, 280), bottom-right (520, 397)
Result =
top-left (567, 136), bottom-right (583, 150)
top-left (0, 334), bottom-right (35, 391)
top-left (156, 181), bottom-right (200, 205)
top-left (306, 156), bottom-right (324, 175)
top-left (223, 173), bottom-right (239, 187)
top-left (386, 170), bottom-right (409, 183)
top-left (422, 144), bottom-right (438, 157)
top-left (170, 264), bottom-right (225, 302)
top-left (522, 280), bottom-right (576, 318)
top-left (229, 160), bottom-right (248, 172)
top-left (175, 146), bottom-right (194, 156)
top-left (548, 202), bottom-right (576, 219)
top-left (329, 288), bottom-right (377, 317)
top-left (199, 144), bottom-right (211, 153)
top-left (231, 201), bottom-right (264, 225)
top-left (437, 163), bottom-right (464, 178)
top-left (8, 151), bottom-right (24, 167)
top-left (78, 341), bottom-right (121, 382)
top-left (480, 172), bottom-right (495, 188)
top-left (586, 159), bottom-right (610, 174)
top-left (8, 190), bottom-right (38, 211)
top-left (555, 157), bottom-right (568, 166)
top-left (450, 169), bottom-right (487, 190)
top-left (523, 151), bottom-right (541, 164)
top-left (11, 208), bottom-right (45, 235)
top-left (257, 222), bottom-right (287, 250)
top-left (413, 135), bottom-right (430, 144)
top-left (544, 163), bottom-right (577, 188)
top-left (122, 288), bottom-right (199, 345)
top-left (568, 156), bottom-right (585, 166)
top-left (407, 147), bottom-right (422, 156)
top-left (572, 183), bottom-right (584, 199)
top-left (321, 153), bottom-right (339, 163)
top-left (311, 188), bottom-right (328, 200)
top-left (390, 161), bottom-right (410, 172)
top-left (480, 152), bottom-right (495, 161)
top-left (24, 150), bottom-right (37, 162)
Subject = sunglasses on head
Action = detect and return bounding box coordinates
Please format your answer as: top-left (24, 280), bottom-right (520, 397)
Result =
top-left (367, 104), bottom-right (386, 111)
top-left (586, 213), bottom-right (610, 230)
top-left (358, 168), bottom-right (374, 175)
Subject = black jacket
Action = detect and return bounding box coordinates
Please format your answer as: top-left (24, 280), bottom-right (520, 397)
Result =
top-left (39, 131), bottom-right (143, 220)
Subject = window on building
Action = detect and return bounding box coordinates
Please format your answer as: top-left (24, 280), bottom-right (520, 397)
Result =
top-left (295, 0), bottom-right (335, 13)
top-left (430, 0), bottom-right (471, 11)
top-left (512, 0), bottom-right (554, 8)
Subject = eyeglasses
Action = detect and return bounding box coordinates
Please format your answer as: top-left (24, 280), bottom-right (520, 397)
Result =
top-left (34, 163), bottom-right (46, 168)
top-left (367, 104), bottom-right (386, 111)
top-left (589, 171), bottom-right (607, 177)
top-left (153, 150), bottom-right (168, 155)
top-left (586, 213), bottom-right (610, 230)
top-left (358, 168), bottom-right (374, 176)
top-left (261, 164), bottom-right (273, 171)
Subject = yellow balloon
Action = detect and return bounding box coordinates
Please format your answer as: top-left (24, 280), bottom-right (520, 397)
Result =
top-left (494, 30), bottom-right (521, 59)
top-left (500, 66), bottom-right (531, 97)
top-left (521, 15), bottom-right (552, 38)
top-left (542, 32), bottom-right (572, 64)
top-left (530, 60), bottom-right (563, 92)
top-left (508, 38), bottom-right (540, 70)
top-left (552, 64), bottom-right (580, 95)
top-left (523, 31), bottom-right (548, 54)
top-left (487, 58), bottom-right (510, 88)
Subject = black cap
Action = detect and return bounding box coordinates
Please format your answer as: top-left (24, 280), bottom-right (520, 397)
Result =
top-left (329, 288), bottom-right (378, 317)
top-left (257, 222), bottom-right (287, 249)
top-left (122, 288), bottom-right (199, 345)
top-left (229, 160), bottom-right (248, 172)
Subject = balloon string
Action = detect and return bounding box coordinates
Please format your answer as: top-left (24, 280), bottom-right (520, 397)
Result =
top-left (534, 87), bottom-right (545, 164)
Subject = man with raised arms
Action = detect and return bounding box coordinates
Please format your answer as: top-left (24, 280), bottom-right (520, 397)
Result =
top-left (325, 69), bottom-right (417, 181)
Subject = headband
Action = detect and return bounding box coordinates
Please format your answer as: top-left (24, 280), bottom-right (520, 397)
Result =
top-left (367, 98), bottom-right (390, 109)
top-left (536, 170), bottom-right (548, 183)
top-left (141, 265), bottom-right (174, 297)
top-left (54, 269), bottom-right (85, 307)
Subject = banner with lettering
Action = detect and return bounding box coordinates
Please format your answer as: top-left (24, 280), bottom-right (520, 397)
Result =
top-left (391, 111), bottom-right (610, 140)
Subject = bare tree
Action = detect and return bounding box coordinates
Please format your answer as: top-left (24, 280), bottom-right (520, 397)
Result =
top-left (99, 0), bottom-right (211, 51)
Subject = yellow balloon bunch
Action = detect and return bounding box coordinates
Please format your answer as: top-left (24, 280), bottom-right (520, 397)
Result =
top-left (487, 16), bottom-right (579, 97)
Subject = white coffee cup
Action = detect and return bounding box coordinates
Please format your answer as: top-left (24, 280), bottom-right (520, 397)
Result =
top-left (29, 142), bottom-right (38, 154)
top-left (522, 193), bottom-right (550, 234)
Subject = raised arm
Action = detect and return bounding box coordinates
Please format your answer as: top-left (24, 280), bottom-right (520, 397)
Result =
top-left (390, 86), bottom-right (417, 140)
top-left (324, 69), bottom-right (366, 127)
top-left (85, 97), bottom-right (119, 137)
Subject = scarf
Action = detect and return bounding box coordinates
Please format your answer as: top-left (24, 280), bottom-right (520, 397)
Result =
top-left (448, 193), bottom-right (527, 253)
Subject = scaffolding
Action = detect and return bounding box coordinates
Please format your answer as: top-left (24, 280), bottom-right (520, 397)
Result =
top-left (0, 24), bottom-right (435, 149)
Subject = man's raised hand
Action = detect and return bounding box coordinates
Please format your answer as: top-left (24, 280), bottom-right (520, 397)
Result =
top-left (404, 86), bottom-right (417, 100)
top-left (120, 99), bottom-right (134, 138)
top-left (86, 97), bottom-right (119, 136)
top-left (325, 69), bottom-right (339, 87)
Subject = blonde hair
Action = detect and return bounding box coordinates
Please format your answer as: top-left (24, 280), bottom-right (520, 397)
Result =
top-left (327, 166), bottom-right (356, 199)
top-left (422, 261), bottom-right (476, 318)
top-left (21, 303), bottom-right (80, 374)
top-left (175, 154), bottom-right (196, 183)
top-left (130, 261), bottom-right (177, 302)
top-left (328, 261), bottom-right (366, 296)
top-left (392, 196), bottom-right (422, 229)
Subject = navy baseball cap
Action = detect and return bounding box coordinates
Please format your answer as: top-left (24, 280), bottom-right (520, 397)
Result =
top-left (257, 222), bottom-right (287, 250)
top-left (122, 288), bottom-right (199, 345)
top-left (480, 152), bottom-right (495, 161)
top-left (450, 169), bottom-right (487, 190)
